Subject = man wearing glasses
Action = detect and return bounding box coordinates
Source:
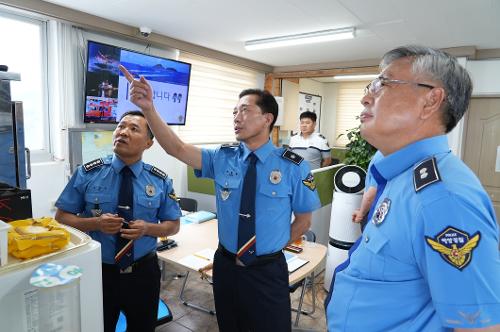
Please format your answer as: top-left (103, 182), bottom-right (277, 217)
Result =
top-left (326, 45), bottom-right (500, 331)
top-left (119, 65), bottom-right (320, 332)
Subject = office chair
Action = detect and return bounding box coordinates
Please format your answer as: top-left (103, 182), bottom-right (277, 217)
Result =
top-left (115, 298), bottom-right (173, 331)
top-left (178, 197), bottom-right (198, 212)
top-left (290, 230), bottom-right (317, 327)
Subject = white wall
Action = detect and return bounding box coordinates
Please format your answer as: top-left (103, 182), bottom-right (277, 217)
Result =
top-left (467, 59), bottom-right (500, 96)
top-left (27, 161), bottom-right (67, 217)
top-left (322, 83), bottom-right (339, 146)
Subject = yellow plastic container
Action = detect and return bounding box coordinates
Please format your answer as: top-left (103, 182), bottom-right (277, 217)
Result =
top-left (8, 217), bottom-right (70, 259)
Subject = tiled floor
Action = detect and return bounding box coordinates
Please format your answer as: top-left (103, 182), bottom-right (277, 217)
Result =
top-left (156, 263), bottom-right (328, 332)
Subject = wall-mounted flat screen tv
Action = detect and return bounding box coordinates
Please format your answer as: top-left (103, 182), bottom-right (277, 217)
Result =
top-left (84, 40), bottom-right (191, 125)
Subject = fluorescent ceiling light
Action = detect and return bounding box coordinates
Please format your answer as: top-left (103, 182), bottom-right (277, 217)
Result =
top-left (245, 27), bottom-right (355, 51)
top-left (333, 74), bottom-right (378, 81)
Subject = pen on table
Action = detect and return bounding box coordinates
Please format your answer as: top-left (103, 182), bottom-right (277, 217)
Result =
top-left (193, 253), bottom-right (211, 261)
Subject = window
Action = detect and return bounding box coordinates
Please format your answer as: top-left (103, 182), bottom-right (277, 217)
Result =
top-left (334, 81), bottom-right (370, 146)
top-left (0, 12), bottom-right (48, 154)
top-left (178, 52), bottom-right (263, 144)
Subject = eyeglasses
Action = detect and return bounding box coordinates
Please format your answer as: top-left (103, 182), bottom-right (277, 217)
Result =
top-left (364, 77), bottom-right (435, 95)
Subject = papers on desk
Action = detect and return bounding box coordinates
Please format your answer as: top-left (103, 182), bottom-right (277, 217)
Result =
top-left (284, 251), bottom-right (309, 273)
top-left (178, 248), bottom-right (216, 271)
top-left (180, 211), bottom-right (216, 225)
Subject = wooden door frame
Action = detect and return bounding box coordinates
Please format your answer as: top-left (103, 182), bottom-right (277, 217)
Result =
top-left (461, 95), bottom-right (500, 157)
top-left (264, 66), bottom-right (379, 145)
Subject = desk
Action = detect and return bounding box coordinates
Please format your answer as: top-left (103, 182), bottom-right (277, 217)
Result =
top-left (157, 219), bottom-right (327, 323)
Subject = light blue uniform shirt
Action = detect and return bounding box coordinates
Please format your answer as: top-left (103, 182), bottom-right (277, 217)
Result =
top-left (56, 155), bottom-right (181, 264)
top-left (195, 139), bottom-right (321, 255)
top-left (327, 135), bottom-right (500, 331)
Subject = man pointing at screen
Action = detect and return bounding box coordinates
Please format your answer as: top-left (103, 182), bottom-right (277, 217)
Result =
top-left (119, 65), bottom-right (320, 331)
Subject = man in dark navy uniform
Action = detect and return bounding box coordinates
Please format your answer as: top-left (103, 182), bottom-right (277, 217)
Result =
top-left (55, 111), bottom-right (181, 332)
top-left (120, 65), bottom-right (320, 332)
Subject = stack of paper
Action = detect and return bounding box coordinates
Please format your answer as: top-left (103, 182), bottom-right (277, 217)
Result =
top-left (181, 211), bottom-right (216, 224)
top-left (284, 251), bottom-right (309, 273)
top-left (177, 248), bottom-right (216, 271)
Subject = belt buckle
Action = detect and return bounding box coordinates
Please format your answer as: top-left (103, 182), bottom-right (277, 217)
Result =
top-left (235, 257), bottom-right (246, 267)
top-left (120, 266), bottom-right (133, 274)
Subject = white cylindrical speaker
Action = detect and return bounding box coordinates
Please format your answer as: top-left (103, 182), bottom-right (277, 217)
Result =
top-left (324, 244), bottom-right (349, 292)
top-left (324, 165), bottom-right (366, 291)
top-left (329, 192), bottom-right (363, 242)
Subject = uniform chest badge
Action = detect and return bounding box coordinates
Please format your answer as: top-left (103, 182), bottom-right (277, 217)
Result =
top-left (91, 204), bottom-right (102, 217)
top-left (220, 188), bottom-right (231, 201)
top-left (269, 170), bottom-right (282, 184)
top-left (372, 197), bottom-right (391, 226)
top-left (425, 227), bottom-right (480, 270)
top-left (145, 184), bottom-right (155, 197)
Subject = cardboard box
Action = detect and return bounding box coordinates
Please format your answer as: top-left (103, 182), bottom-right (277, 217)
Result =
top-left (0, 183), bottom-right (33, 222)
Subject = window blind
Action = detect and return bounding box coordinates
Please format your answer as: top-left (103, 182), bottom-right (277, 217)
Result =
top-left (178, 52), bottom-right (262, 144)
top-left (335, 81), bottom-right (370, 146)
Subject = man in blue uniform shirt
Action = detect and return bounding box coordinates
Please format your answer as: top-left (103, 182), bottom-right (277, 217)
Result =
top-left (325, 45), bottom-right (500, 331)
top-left (120, 65), bottom-right (321, 332)
top-left (55, 111), bottom-right (181, 332)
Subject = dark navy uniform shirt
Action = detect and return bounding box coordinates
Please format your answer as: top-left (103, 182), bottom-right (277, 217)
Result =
top-left (327, 135), bottom-right (500, 331)
top-left (56, 155), bottom-right (181, 264)
top-left (195, 139), bottom-right (321, 255)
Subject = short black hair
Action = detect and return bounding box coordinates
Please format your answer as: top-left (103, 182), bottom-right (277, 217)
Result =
top-left (239, 89), bottom-right (278, 132)
top-left (119, 110), bottom-right (154, 139)
top-left (300, 111), bottom-right (317, 122)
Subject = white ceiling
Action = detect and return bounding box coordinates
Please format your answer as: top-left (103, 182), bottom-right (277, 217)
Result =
top-left (44, 0), bottom-right (500, 68)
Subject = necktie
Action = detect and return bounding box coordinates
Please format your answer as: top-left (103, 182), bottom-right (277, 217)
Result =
top-left (237, 153), bottom-right (257, 265)
top-left (115, 166), bottom-right (134, 269)
top-left (324, 164), bottom-right (387, 308)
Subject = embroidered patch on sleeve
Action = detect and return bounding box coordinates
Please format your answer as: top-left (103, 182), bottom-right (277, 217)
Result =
top-left (302, 173), bottom-right (316, 191)
top-left (425, 227), bottom-right (480, 270)
top-left (168, 190), bottom-right (178, 202)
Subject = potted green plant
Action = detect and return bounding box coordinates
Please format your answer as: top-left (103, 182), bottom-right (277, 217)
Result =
top-left (338, 125), bottom-right (377, 171)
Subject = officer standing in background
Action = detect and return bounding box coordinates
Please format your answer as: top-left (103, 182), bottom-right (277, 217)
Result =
top-left (55, 111), bottom-right (181, 332)
top-left (326, 45), bottom-right (500, 331)
top-left (120, 65), bottom-right (321, 332)
top-left (288, 111), bottom-right (331, 169)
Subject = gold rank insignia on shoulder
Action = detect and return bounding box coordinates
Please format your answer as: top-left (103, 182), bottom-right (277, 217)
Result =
top-left (168, 190), bottom-right (178, 201)
top-left (425, 227), bottom-right (480, 270)
top-left (145, 184), bottom-right (155, 197)
top-left (269, 170), bottom-right (282, 184)
top-left (282, 149), bottom-right (303, 165)
top-left (413, 157), bottom-right (441, 192)
top-left (302, 173), bottom-right (316, 191)
top-left (83, 158), bottom-right (104, 172)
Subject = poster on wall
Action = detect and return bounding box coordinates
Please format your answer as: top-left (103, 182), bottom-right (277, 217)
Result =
top-left (299, 92), bottom-right (322, 132)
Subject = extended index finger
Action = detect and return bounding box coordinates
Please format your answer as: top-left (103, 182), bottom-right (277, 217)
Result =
top-left (119, 64), bottom-right (134, 82)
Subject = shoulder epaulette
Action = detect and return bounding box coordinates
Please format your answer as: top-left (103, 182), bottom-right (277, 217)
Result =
top-left (413, 157), bottom-right (441, 192)
top-left (83, 158), bottom-right (104, 172)
top-left (281, 149), bottom-right (303, 165)
top-left (150, 166), bottom-right (167, 179)
top-left (318, 134), bottom-right (326, 139)
top-left (221, 142), bottom-right (240, 148)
